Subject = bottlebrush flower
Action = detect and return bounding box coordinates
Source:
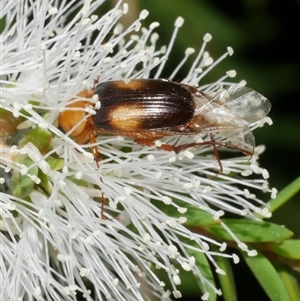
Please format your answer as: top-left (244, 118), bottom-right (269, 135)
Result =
top-left (0, 0), bottom-right (276, 300)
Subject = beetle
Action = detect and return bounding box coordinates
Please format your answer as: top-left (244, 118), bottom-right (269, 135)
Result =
top-left (58, 78), bottom-right (271, 165)
top-left (58, 78), bottom-right (271, 217)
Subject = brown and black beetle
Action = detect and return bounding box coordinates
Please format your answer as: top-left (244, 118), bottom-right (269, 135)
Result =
top-left (58, 78), bottom-right (271, 167)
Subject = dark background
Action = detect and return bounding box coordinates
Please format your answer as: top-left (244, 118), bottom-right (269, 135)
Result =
top-left (107, 1), bottom-right (299, 300)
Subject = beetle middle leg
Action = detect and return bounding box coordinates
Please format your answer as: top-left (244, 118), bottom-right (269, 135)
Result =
top-left (134, 138), bottom-right (175, 152)
top-left (135, 135), bottom-right (252, 175)
top-left (134, 136), bottom-right (225, 172)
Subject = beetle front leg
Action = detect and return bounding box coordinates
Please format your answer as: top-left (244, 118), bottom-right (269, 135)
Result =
top-left (76, 126), bottom-right (107, 218)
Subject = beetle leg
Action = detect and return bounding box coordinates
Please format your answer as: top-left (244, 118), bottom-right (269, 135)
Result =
top-left (136, 135), bottom-right (253, 175)
top-left (209, 133), bottom-right (223, 174)
top-left (87, 127), bottom-right (101, 166)
top-left (135, 136), bottom-right (222, 172)
top-left (77, 125), bottom-right (107, 219)
top-left (134, 138), bottom-right (175, 152)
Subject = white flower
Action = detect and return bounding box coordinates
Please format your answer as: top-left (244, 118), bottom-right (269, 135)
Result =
top-left (0, 0), bottom-right (276, 300)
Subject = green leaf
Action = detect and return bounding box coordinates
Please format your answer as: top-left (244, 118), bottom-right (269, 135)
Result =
top-left (18, 100), bottom-right (41, 118)
top-left (182, 237), bottom-right (217, 301)
top-left (269, 240), bottom-right (300, 260)
top-left (12, 177), bottom-right (36, 198)
top-left (46, 158), bottom-right (64, 171)
top-left (0, 15), bottom-right (5, 34)
top-left (182, 206), bottom-right (220, 227)
top-left (206, 219), bottom-right (293, 242)
top-left (19, 127), bottom-right (52, 153)
top-left (243, 250), bottom-right (291, 301)
top-left (0, 107), bottom-right (21, 138)
top-left (12, 157), bottom-right (38, 198)
top-left (155, 200), bottom-right (219, 227)
top-left (38, 169), bottom-right (53, 194)
top-left (213, 249), bottom-right (237, 301)
top-left (275, 262), bottom-right (300, 301)
top-left (267, 177), bottom-right (300, 213)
